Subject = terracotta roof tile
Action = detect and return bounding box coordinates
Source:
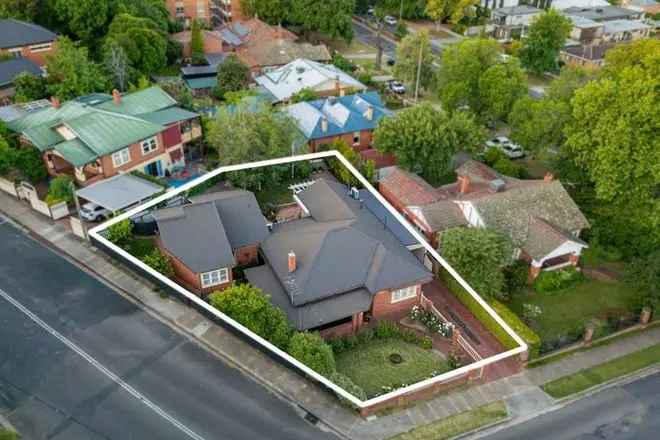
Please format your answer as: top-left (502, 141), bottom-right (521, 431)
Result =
top-left (379, 166), bottom-right (445, 205)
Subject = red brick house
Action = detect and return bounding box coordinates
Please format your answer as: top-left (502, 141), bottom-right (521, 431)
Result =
top-left (153, 190), bottom-right (269, 295)
top-left (6, 87), bottom-right (202, 186)
top-left (380, 161), bottom-right (590, 280)
top-left (0, 19), bottom-right (57, 67)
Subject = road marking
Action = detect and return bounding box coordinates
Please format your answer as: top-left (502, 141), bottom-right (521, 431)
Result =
top-left (0, 287), bottom-right (206, 440)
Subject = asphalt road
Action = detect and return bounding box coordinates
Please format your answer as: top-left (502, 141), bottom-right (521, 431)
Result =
top-left (485, 372), bottom-right (660, 440)
top-left (0, 220), bottom-right (337, 440)
top-left (352, 20), bottom-right (397, 60)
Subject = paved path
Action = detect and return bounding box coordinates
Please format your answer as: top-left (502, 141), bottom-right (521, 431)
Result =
top-left (2, 191), bottom-right (660, 439)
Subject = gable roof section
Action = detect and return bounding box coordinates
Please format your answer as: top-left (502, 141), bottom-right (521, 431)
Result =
top-left (296, 179), bottom-right (356, 222)
top-left (523, 217), bottom-right (588, 261)
top-left (285, 91), bottom-right (391, 140)
top-left (94, 87), bottom-right (177, 115)
top-left (138, 107), bottom-right (199, 125)
top-left (154, 202), bottom-right (235, 273)
top-left (379, 166), bottom-right (444, 206)
top-left (419, 201), bottom-right (467, 232)
top-left (238, 39), bottom-right (331, 69)
top-left (254, 58), bottom-right (366, 101)
top-left (190, 190), bottom-right (269, 249)
top-left (472, 180), bottom-right (590, 250)
top-left (0, 58), bottom-right (42, 87)
top-left (456, 160), bottom-right (500, 183)
top-left (0, 19), bottom-right (57, 49)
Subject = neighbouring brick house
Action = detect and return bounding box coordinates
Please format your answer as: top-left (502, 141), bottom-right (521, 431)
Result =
top-left (6, 87), bottom-right (202, 186)
top-left (153, 189), bottom-right (269, 295)
top-left (246, 179), bottom-right (432, 338)
top-left (284, 91), bottom-right (396, 169)
top-left (255, 58), bottom-right (367, 104)
top-left (166, 0), bottom-right (242, 27)
top-left (379, 161), bottom-right (590, 280)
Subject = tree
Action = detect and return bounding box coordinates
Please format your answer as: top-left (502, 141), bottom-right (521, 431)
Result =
top-left (206, 106), bottom-right (299, 189)
top-left (287, 332), bottom-right (336, 376)
top-left (12, 72), bottom-right (48, 102)
top-left (103, 43), bottom-right (133, 92)
top-left (45, 37), bottom-right (108, 100)
top-left (393, 30), bottom-right (434, 90)
top-left (190, 19), bottom-right (205, 65)
top-left (117, 0), bottom-right (170, 32)
top-left (216, 54), bottom-right (250, 97)
top-left (322, 139), bottom-right (373, 186)
top-left (373, 103), bottom-right (484, 183)
top-left (436, 38), bottom-right (501, 114)
top-left (12, 147), bottom-right (47, 183)
top-left (46, 175), bottom-right (74, 204)
top-left (142, 249), bottom-right (175, 278)
top-left (440, 227), bottom-right (513, 301)
top-left (209, 283), bottom-right (292, 349)
top-left (160, 80), bottom-right (194, 110)
top-left (290, 88), bottom-right (320, 103)
top-left (425, 0), bottom-right (448, 31)
top-left (519, 8), bottom-right (572, 75)
top-left (0, 138), bottom-right (12, 176)
top-left (0, 0), bottom-right (44, 22)
top-left (289, 0), bottom-right (354, 41)
top-left (105, 13), bottom-right (168, 76)
top-left (478, 59), bottom-right (527, 122)
top-left (242, 0), bottom-right (289, 25)
top-left (54, 0), bottom-right (115, 46)
top-left (563, 40), bottom-right (659, 240)
top-left (625, 250), bottom-right (660, 312)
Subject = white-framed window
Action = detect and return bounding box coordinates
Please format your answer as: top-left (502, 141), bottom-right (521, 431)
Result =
top-left (391, 285), bottom-right (417, 303)
top-left (141, 137), bottom-right (158, 155)
top-left (8, 48), bottom-right (22, 58)
top-left (200, 268), bottom-right (229, 288)
top-left (111, 148), bottom-right (131, 167)
top-left (29, 43), bottom-right (52, 53)
top-left (353, 131), bottom-right (360, 145)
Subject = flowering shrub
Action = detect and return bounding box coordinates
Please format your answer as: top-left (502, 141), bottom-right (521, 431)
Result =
top-left (409, 305), bottom-right (454, 337)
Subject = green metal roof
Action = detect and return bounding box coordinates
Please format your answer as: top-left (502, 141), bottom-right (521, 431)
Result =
top-left (23, 124), bottom-right (64, 151)
top-left (54, 138), bottom-right (97, 167)
top-left (139, 107), bottom-right (199, 125)
top-left (184, 77), bottom-right (217, 90)
top-left (94, 87), bottom-right (177, 115)
top-left (66, 111), bottom-right (164, 157)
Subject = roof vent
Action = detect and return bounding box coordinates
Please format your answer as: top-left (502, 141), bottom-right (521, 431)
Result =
top-left (350, 187), bottom-right (360, 199)
top-left (489, 179), bottom-right (506, 193)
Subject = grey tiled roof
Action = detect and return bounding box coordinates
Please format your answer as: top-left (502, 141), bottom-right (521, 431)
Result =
top-left (523, 217), bottom-right (588, 260)
top-left (0, 58), bottom-right (42, 87)
top-left (420, 201), bottom-right (467, 232)
top-left (0, 19), bottom-right (56, 49)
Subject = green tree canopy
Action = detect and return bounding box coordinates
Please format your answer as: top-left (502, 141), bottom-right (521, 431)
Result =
top-left (54, 0), bottom-right (115, 46)
top-left (563, 40), bottom-right (660, 239)
top-left (216, 54), bottom-right (251, 97)
top-left (373, 103), bottom-right (484, 183)
top-left (13, 72), bottom-right (48, 103)
top-left (104, 13), bottom-right (168, 76)
top-left (478, 59), bottom-right (527, 123)
top-left (0, 137), bottom-right (12, 176)
top-left (393, 30), bottom-right (434, 90)
top-left (519, 8), bottom-right (572, 75)
top-left (209, 283), bottom-right (292, 349)
top-left (440, 227), bottom-right (513, 301)
top-left (625, 250), bottom-right (660, 312)
top-left (45, 37), bottom-right (108, 100)
top-left (190, 18), bottom-right (205, 65)
top-left (290, 87), bottom-right (321, 103)
top-left (287, 332), bottom-right (336, 376)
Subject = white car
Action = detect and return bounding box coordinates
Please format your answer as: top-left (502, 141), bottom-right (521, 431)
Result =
top-left (485, 136), bottom-right (524, 159)
top-left (79, 202), bottom-right (111, 222)
top-left (384, 15), bottom-right (397, 26)
top-left (387, 80), bottom-right (406, 94)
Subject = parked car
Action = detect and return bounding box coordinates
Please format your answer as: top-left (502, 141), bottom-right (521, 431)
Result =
top-left (79, 202), bottom-right (111, 222)
top-left (384, 15), bottom-right (397, 26)
top-left (386, 57), bottom-right (396, 66)
top-left (367, 7), bottom-right (374, 15)
top-left (387, 80), bottom-right (406, 94)
top-left (485, 136), bottom-right (524, 159)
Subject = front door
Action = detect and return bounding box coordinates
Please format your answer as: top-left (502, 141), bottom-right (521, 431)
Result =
top-left (144, 161), bottom-right (162, 177)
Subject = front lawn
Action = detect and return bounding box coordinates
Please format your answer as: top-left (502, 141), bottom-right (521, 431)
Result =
top-left (542, 344), bottom-right (660, 399)
top-left (508, 277), bottom-right (638, 344)
top-left (335, 338), bottom-right (450, 397)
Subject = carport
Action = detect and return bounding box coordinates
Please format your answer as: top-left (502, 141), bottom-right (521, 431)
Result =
top-left (75, 174), bottom-right (164, 214)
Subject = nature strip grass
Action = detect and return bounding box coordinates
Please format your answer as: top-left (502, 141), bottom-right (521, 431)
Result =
top-left (388, 401), bottom-right (508, 440)
top-left (541, 343), bottom-right (660, 399)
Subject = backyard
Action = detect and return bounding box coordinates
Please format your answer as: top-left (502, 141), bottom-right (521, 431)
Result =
top-left (507, 276), bottom-right (638, 345)
top-left (335, 338), bottom-right (451, 397)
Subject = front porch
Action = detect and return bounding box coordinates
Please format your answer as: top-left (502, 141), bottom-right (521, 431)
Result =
top-left (44, 153), bottom-right (105, 187)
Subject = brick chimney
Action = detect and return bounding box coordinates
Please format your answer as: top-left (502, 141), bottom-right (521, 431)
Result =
top-left (288, 251), bottom-right (297, 273)
top-left (365, 105), bottom-right (373, 121)
top-left (334, 75), bottom-right (340, 91)
top-left (321, 117), bottom-right (328, 133)
top-left (544, 172), bottom-right (554, 182)
top-left (112, 89), bottom-right (121, 105)
top-left (50, 96), bottom-right (60, 109)
top-left (458, 175), bottom-right (471, 194)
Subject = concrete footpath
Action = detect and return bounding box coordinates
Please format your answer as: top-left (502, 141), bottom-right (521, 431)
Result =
top-left (2, 191), bottom-right (659, 440)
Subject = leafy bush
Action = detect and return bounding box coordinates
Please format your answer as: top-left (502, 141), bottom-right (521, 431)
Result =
top-left (490, 300), bottom-right (541, 359)
top-left (533, 267), bottom-right (584, 293)
top-left (290, 87), bottom-right (320, 103)
top-left (409, 305), bottom-right (453, 337)
top-left (330, 371), bottom-right (367, 405)
top-left (394, 22), bottom-right (409, 39)
top-left (107, 219), bottom-right (133, 246)
top-left (331, 52), bottom-right (356, 73)
top-left (492, 157), bottom-right (527, 178)
top-left (503, 260), bottom-right (529, 296)
top-left (209, 283), bottom-right (293, 349)
top-left (47, 175), bottom-right (74, 204)
top-left (130, 170), bottom-right (167, 188)
top-left (142, 249), bottom-right (174, 277)
top-left (374, 320), bottom-right (400, 339)
top-left (357, 327), bottom-right (374, 344)
top-left (330, 320), bottom-right (429, 354)
top-left (0, 428), bottom-right (20, 440)
top-left (483, 147), bottom-right (505, 166)
top-left (12, 147), bottom-right (47, 183)
top-left (357, 72), bottom-right (373, 86)
top-left (625, 250), bottom-right (660, 313)
top-left (421, 336), bottom-right (433, 350)
top-left (0, 139), bottom-right (14, 175)
top-left (287, 332), bottom-right (336, 376)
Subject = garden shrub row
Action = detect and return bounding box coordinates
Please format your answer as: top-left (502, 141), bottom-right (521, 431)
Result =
top-left (328, 321), bottom-right (433, 355)
top-left (533, 267), bottom-right (584, 293)
top-left (441, 271), bottom-right (541, 359)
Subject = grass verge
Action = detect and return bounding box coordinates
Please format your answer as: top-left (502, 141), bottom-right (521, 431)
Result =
top-left (0, 428), bottom-right (19, 440)
top-left (541, 343), bottom-right (660, 399)
top-left (388, 401), bottom-right (508, 440)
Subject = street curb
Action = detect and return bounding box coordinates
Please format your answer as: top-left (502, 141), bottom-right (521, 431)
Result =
top-left (450, 415), bottom-right (511, 440)
top-left (0, 209), bottom-right (352, 440)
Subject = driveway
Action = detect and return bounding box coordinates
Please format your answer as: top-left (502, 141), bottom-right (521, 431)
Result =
top-left (0, 220), bottom-right (337, 440)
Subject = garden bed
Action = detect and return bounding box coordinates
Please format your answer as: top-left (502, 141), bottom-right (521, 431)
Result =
top-left (335, 338), bottom-right (451, 397)
top-left (125, 236), bottom-right (156, 259)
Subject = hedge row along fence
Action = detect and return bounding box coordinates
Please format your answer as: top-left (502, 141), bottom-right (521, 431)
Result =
top-left (441, 271), bottom-right (541, 359)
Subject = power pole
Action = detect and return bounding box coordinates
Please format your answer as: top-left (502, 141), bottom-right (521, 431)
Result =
top-left (414, 37), bottom-right (424, 102)
top-left (399, 0), bottom-right (404, 21)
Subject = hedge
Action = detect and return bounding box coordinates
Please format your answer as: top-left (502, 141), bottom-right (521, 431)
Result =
top-left (441, 271), bottom-right (541, 359)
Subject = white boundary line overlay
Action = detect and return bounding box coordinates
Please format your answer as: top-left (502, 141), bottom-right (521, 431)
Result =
top-left (89, 150), bottom-right (527, 409)
top-left (0, 287), bottom-right (206, 440)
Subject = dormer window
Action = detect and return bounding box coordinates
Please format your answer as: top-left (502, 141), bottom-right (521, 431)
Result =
top-left (55, 124), bottom-right (76, 140)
